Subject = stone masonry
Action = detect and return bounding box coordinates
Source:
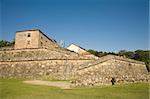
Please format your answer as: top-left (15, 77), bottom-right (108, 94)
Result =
top-left (0, 29), bottom-right (149, 86)
top-left (72, 55), bottom-right (149, 86)
top-left (0, 48), bottom-right (94, 80)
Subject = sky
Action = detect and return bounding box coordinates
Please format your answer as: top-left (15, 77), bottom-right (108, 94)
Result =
top-left (0, 0), bottom-right (149, 52)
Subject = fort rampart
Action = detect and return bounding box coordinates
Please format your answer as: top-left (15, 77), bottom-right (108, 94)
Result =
top-left (0, 48), bottom-right (94, 80)
top-left (0, 49), bottom-right (149, 86)
top-left (72, 55), bottom-right (149, 86)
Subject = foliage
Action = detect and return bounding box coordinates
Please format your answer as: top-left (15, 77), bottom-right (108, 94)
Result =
top-left (88, 49), bottom-right (118, 57)
top-left (118, 50), bottom-right (149, 72)
top-left (133, 50), bottom-right (149, 71)
top-left (118, 50), bottom-right (127, 56)
top-left (0, 40), bottom-right (15, 48)
top-left (0, 79), bottom-right (149, 99)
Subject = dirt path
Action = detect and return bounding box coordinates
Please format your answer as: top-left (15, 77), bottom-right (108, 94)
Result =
top-left (23, 80), bottom-right (72, 89)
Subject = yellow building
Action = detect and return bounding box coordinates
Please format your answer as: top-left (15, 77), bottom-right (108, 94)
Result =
top-left (15, 29), bottom-right (59, 49)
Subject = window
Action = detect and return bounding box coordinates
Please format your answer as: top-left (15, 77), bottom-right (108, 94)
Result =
top-left (41, 42), bottom-right (43, 46)
top-left (27, 41), bottom-right (30, 44)
top-left (27, 33), bottom-right (31, 37)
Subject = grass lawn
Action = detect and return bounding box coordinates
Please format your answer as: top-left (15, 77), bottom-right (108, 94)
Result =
top-left (0, 79), bottom-right (149, 99)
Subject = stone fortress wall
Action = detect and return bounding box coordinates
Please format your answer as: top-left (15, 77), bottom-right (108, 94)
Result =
top-left (72, 55), bottom-right (149, 86)
top-left (0, 48), bottom-right (94, 80)
top-left (0, 48), bottom-right (94, 61)
top-left (0, 29), bottom-right (149, 86)
top-left (0, 48), bottom-right (149, 85)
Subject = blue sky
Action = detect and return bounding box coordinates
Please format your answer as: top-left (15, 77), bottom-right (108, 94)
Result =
top-left (0, 0), bottom-right (149, 52)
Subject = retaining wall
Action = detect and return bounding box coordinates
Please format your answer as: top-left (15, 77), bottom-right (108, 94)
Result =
top-left (0, 48), bottom-right (94, 80)
top-left (72, 55), bottom-right (149, 86)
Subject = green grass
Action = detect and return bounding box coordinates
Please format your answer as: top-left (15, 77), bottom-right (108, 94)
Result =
top-left (0, 79), bottom-right (149, 99)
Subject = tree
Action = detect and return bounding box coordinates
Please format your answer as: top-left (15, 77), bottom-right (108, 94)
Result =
top-left (88, 49), bottom-right (99, 57)
top-left (118, 50), bottom-right (127, 56)
top-left (124, 51), bottom-right (134, 59)
top-left (133, 50), bottom-right (149, 72)
top-left (0, 40), bottom-right (15, 48)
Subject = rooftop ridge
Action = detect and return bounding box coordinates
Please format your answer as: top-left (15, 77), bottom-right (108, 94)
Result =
top-left (16, 29), bottom-right (40, 33)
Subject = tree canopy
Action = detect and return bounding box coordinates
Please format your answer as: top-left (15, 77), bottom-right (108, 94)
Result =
top-left (0, 40), bottom-right (15, 48)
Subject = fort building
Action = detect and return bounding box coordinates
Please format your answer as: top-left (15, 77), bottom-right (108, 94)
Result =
top-left (67, 44), bottom-right (87, 54)
top-left (67, 44), bottom-right (98, 59)
top-left (15, 29), bottom-right (59, 49)
top-left (0, 29), bottom-right (149, 86)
